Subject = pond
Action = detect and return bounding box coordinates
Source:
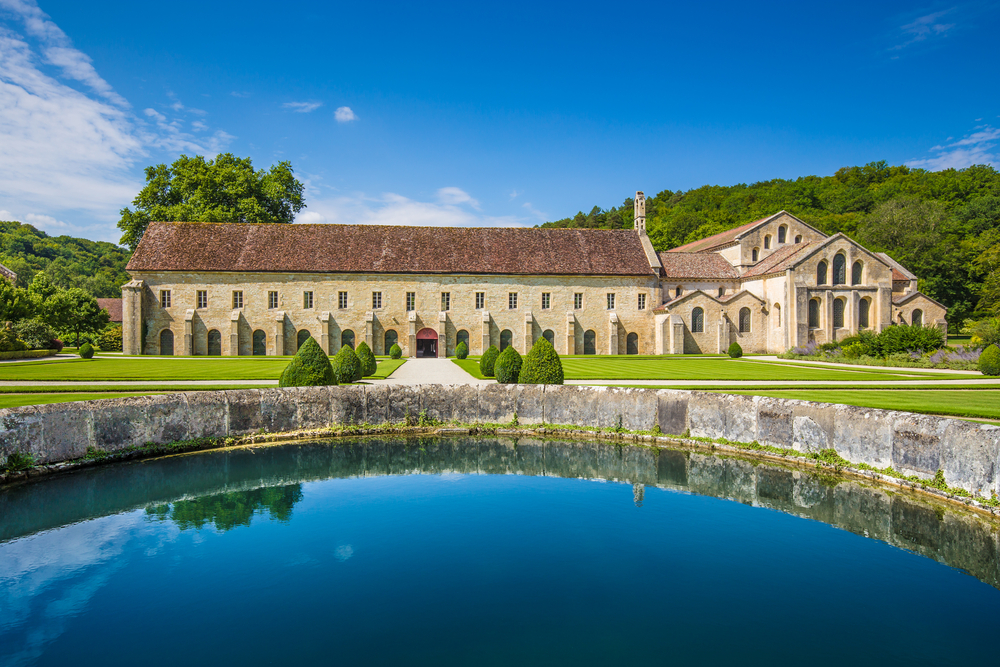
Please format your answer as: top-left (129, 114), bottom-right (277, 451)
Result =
top-left (2, 436), bottom-right (999, 666)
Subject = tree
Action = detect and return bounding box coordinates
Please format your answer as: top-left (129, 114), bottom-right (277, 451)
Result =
top-left (331, 345), bottom-right (363, 383)
top-left (495, 346), bottom-right (523, 384)
top-left (0, 280), bottom-right (31, 322)
top-left (43, 288), bottom-right (109, 346)
top-left (118, 153), bottom-right (306, 250)
top-left (279, 337), bottom-right (337, 387)
top-left (518, 337), bottom-right (564, 384)
top-left (355, 341), bottom-right (377, 377)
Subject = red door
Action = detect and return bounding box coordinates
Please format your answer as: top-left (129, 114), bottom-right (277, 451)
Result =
top-left (416, 328), bottom-right (438, 358)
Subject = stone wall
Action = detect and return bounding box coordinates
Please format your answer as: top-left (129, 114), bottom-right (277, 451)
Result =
top-left (1, 385), bottom-right (998, 497)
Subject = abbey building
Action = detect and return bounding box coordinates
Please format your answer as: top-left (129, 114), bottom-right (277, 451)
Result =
top-left (121, 193), bottom-right (946, 357)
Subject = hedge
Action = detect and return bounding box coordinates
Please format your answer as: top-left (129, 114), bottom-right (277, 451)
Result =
top-left (332, 345), bottom-right (363, 383)
top-left (980, 344), bottom-right (1000, 376)
top-left (455, 341), bottom-right (469, 360)
top-left (355, 341), bottom-right (377, 377)
top-left (728, 342), bottom-right (743, 359)
top-left (495, 346), bottom-right (523, 384)
top-left (78, 343), bottom-right (95, 359)
top-left (389, 344), bottom-right (402, 359)
top-left (279, 337), bottom-right (337, 387)
top-left (0, 349), bottom-right (57, 360)
top-left (480, 345), bottom-right (500, 377)
top-left (518, 337), bottom-right (563, 384)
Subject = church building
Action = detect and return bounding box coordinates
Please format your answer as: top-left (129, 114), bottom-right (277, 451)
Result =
top-left (121, 193), bottom-right (946, 357)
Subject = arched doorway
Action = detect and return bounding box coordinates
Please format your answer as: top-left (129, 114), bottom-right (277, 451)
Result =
top-left (626, 332), bottom-right (639, 355)
top-left (207, 329), bottom-right (222, 356)
top-left (457, 329), bottom-right (470, 350)
top-left (500, 329), bottom-right (513, 351)
top-left (542, 329), bottom-right (554, 345)
top-left (159, 329), bottom-right (174, 356)
top-left (912, 309), bottom-right (923, 326)
top-left (583, 330), bottom-right (596, 355)
top-left (297, 329), bottom-right (311, 350)
top-left (384, 330), bottom-right (398, 354)
top-left (252, 330), bottom-right (266, 355)
top-left (341, 330), bottom-right (355, 349)
top-left (416, 328), bottom-right (438, 357)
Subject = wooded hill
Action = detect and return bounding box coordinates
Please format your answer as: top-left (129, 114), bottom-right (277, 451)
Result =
top-left (539, 162), bottom-right (1000, 323)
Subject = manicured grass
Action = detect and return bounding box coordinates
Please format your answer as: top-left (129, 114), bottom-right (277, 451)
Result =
top-left (0, 393), bottom-right (165, 409)
top-left (368, 358), bottom-right (406, 380)
top-left (0, 385), bottom-right (276, 393)
top-left (453, 358), bottom-right (489, 380)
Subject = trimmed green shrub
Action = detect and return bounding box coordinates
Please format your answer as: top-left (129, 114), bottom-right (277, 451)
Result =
top-left (78, 343), bottom-right (94, 359)
top-left (332, 345), bottom-right (363, 383)
top-left (495, 346), bottom-right (523, 384)
top-left (389, 343), bottom-right (402, 359)
top-left (279, 337), bottom-right (337, 387)
top-left (480, 345), bottom-right (500, 377)
top-left (518, 337), bottom-right (564, 384)
top-left (355, 341), bottom-right (377, 377)
top-left (0, 325), bottom-right (28, 353)
top-left (13, 319), bottom-right (57, 350)
top-left (876, 323), bottom-right (944, 354)
top-left (95, 325), bottom-right (123, 353)
top-left (842, 342), bottom-right (866, 359)
top-left (980, 344), bottom-right (1000, 376)
top-left (727, 342), bottom-right (743, 358)
top-left (455, 341), bottom-right (469, 360)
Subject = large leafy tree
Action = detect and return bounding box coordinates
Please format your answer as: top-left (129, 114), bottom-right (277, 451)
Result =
top-left (42, 288), bottom-right (110, 346)
top-left (118, 153), bottom-right (306, 250)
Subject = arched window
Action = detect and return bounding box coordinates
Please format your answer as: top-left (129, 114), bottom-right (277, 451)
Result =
top-left (832, 253), bottom-right (846, 285)
top-left (808, 299), bottom-right (820, 328)
top-left (297, 329), bottom-right (311, 350)
top-left (852, 261), bottom-right (863, 285)
top-left (583, 330), bottom-right (596, 355)
top-left (252, 330), bottom-right (266, 356)
top-left (858, 299), bottom-right (870, 329)
top-left (341, 330), bottom-right (355, 349)
top-left (794, 235), bottom-right (802, 243)
top-left (778, 226), bottom-right (787, 244)
top-left (717, 286), bottom-right (725, 297)
top-left (384, 329), bottom-right (398, 353)
top-left (207, 329), bottom-right (222, 356)
top-left (738, 307), bottom-right (751, 333)
top-left (774, 304), bottom-right (781, 327)
top-left (752, 248), bottom-right (759, 262)
top-left (833, 298), bottom-right (845, 328)
top-left (542, 329), bottom-right (554, 345)
top-left (500, 329), bottom-right (513, 350)
top-left (626, 333), bottom-right (639, 355)
top-left (817, 261), bottom-right (828, 285)
top-left (691, 307), bottom-right (704, 333)
top-left (911, 309), bottom-right (923, 326)
top-left (675, 286), bottom-right (683, 298)
top-left (159, 329), bottom-right (174, 356)
top-left (457, 329), bottom-right (470, 350)
top-left (764, 235), bottom-right (771, 250)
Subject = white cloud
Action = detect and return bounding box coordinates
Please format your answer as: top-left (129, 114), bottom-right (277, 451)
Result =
top-left (295, 190), bottom-right (527, 228)
top-left (521, 202), bottom-right (548, 221)
top-left (282, 100), bottom-right (323, 113)
top-left (334, 106), bottom-right (357, 122)
top-left (907, 125), bottom-right (998, 171)
top-left (509, 189), bottom-right (520, 199)
top-left (891, 9), bottom-right (956, 51)
top-left (437, 186), bottom-right (479, 209)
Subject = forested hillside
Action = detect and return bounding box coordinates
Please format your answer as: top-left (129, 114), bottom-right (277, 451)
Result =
top-left (539, 162), bottom-right (1000, 323)
top-left (0, 220), bottom-right (131, 298)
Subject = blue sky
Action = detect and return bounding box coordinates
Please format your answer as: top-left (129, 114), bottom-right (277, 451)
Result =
top-left (0, 0), bottom-right (997, 243)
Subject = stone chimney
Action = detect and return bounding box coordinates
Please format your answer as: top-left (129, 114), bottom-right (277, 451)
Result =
top-left (634, 191), bottom-right (646, 234)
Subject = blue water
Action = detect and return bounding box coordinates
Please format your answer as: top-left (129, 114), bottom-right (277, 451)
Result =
top-left (1, 438), bottom-right (999, 666)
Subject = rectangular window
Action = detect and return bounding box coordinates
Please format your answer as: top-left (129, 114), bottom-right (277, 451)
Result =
top-left (475, 292), bottom-right (485, 310)
top-left (406, 292), bottom-right (416, 311)
top-left (372, 291), bottom-right (382, 309)
top-left (508, 292), bottom-right (518, 309)
top-left (541, 293), bottom-right (550, 310)
top-left (338, 291), bottom-right (348, 309)
top-left (232, 291), bottom-right (243, 309)
top-left (606, 293), bottom-right (615, 310)
top-left (574, 293), bottom-right (583, 310)
top-left (638, 293), bottom-right (646, 310)
top-left (304, 291), bottom-right (314, 309)
top-left (197, 290), bottom-right (207, 309)
top-left (160, 290), bottom-right (171, 308)
top-left (441, 292), bottom-right (450, 311)
top-left (268, 291), bottom-right (278, 309)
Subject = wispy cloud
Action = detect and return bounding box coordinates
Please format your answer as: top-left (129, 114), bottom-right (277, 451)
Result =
top-left (437, 186), bottom-right (479, 209)
top-left (334, 106), bottom-right (357, 122)
top-left (282, 100), bottom-right (323, 113)
top-left (907, 125), bottom-right (998, 170)
top-left (230, 90), bottom-right (250, 98)
top-left (890, 8), bottom-right (956, 52)
top-left (521, 202), bottom-right (548, 221)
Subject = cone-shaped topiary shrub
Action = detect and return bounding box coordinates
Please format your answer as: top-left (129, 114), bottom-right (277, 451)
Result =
top-left (518, 337), bottom-right (563, 384)
top-left (389, 343), bottom-right (402, 359)
top-left (495, 346), bottom-right (523, 384)
top-left (455, 341), bottom-right (469, 360)
top-left (355, 341), bottom-right (377, 377)
top-left (78, 343), bottom-right (94, 359)
top-left (728, 341), bottom-right (743, 358)
top-left (279, 337), bottom-right (337, 387)
top-left (480, 345), bottom-right (500, 377)
top-left (980, 344), bottom-right (1000, 376)
top-left (332, 345), bottom-right (363, 383)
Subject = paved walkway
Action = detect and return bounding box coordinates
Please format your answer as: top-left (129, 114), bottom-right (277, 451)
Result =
top-left (368, 358), bottom-right (493, 386)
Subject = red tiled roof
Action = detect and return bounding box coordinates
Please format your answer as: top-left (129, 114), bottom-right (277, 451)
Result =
top-left (741, 243), bottom-right (813, 278)
top-left (97, 298), bottom-right (123, 322)
top-left (657, 252), bottom-right (739, 279)
top-left (891, 268), bottom-right (909, 281)
top-left (126, 222), bottom-right (656, 276)
top-left (667, 216), bottom-right (770, 253)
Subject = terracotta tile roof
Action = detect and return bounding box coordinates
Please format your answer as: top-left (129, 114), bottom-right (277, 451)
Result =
top-left (741, 243), bottom-right (813, 278)
top-left (891, 268), bottom-right (909, 281)
top-left (97, 298), bottom-right (123, 322)
top-left (667, 216), bottom-right (770, 253)
top-left (657, 252), bottom-right (739, 279)
top-left (0, 262), bottom-right (16, 283)
top-left (126, 222), bottom-right (656, 276)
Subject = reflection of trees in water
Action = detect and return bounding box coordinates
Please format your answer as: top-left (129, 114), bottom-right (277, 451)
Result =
top-left (145, 484), bottom-right (303, 532)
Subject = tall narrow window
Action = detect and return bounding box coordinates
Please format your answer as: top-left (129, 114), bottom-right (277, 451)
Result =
top-left (833, 298), bottom-right (845, 328)
top-left (752, 248), bottom-right (759, 262)
top-left (794, 235), bottom-right (802, 243)
top-left (475, 292), bottom-right (485, 310)
top-left (778, 226), bottom-right (787, 244)
top-left (372, 291), bottom-right (382, 309)
top-left (508, 292), bottom-right (518, 309)
top-left (304, 291), bottom-right (314, 309)
top-left (691, 307), bottom-right (704, 333)
top-left (196, 290), bottom-right (207, 309)
top-left (574, 293), bottom-right (583, 309)
top-left (406, 292), bottom-right (415, 311)
top-left (718, 286), bottom-right (725, 297)
top-left (606, 293), bottom-right (615, 309)
top-left (638, 293), bottom-right (646, 310)
top-left (739, 307), bottom-right (751, 333)
top-left (764, 235), bottom-right (771, 250)
top-left (912, 309), bottom-right (923, 326)
top-left (160, 290), bottom-right (171, 308)
top-left (774, 304), bottom-right (781, 327)
top-left (268, 291), bottom-right (278, 309)
top-left (852, 261), bottom-right (863, 285)
top-left (809, 299), bottom-right (820, 328)
top-left (338, 291), bottom-right (348, 309)
top-left (817, 261), bottom-right (828, 286)
top-left (232, 291), bottom-right (243, 309)
top-left (675, 286), bottom-right (683, 298)
top-left (832, 254), bottom-right (846, 285)
top-left (541, 293), bottom-right (550, 310)
top-left (858, 299), bottom-right (870, 329)
top-left (441, 292), bottom-right (450, 311)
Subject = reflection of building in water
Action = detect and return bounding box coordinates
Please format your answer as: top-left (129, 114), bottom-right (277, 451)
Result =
top-left (3, 438), bottom-right (997, 588)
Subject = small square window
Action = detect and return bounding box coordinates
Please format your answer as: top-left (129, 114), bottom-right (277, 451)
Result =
top-left (475, 292), bottom-right (485, 310)
top-left (406, 292), bottom-right (415, 311)
top-left (541, 293), bottom-right (550, 309)
top-left (372, 291), bottom-right (382, 309)
top-left (508, 292), bottom-right (518, 309)
top-left (606, 293), bottom-right (615, 310)
top-left (304, 291), bottom-right (314, 309)
top-left (441, 292), bottom-right (450, 311)
top-left (638, 293), bottom-right (646, 310)
top-left (160, 290), bottom-right (171, 308)
top-left (338, 291), bottom-right (348, 309)
top-left (268, 291), bottom-right (278, 309)
top-left (574, 293), bottom-right (583, 310)
top-left (197, 290), bottom-right (207, 309)
top-left (232, 291), bottom-right (243, 309)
